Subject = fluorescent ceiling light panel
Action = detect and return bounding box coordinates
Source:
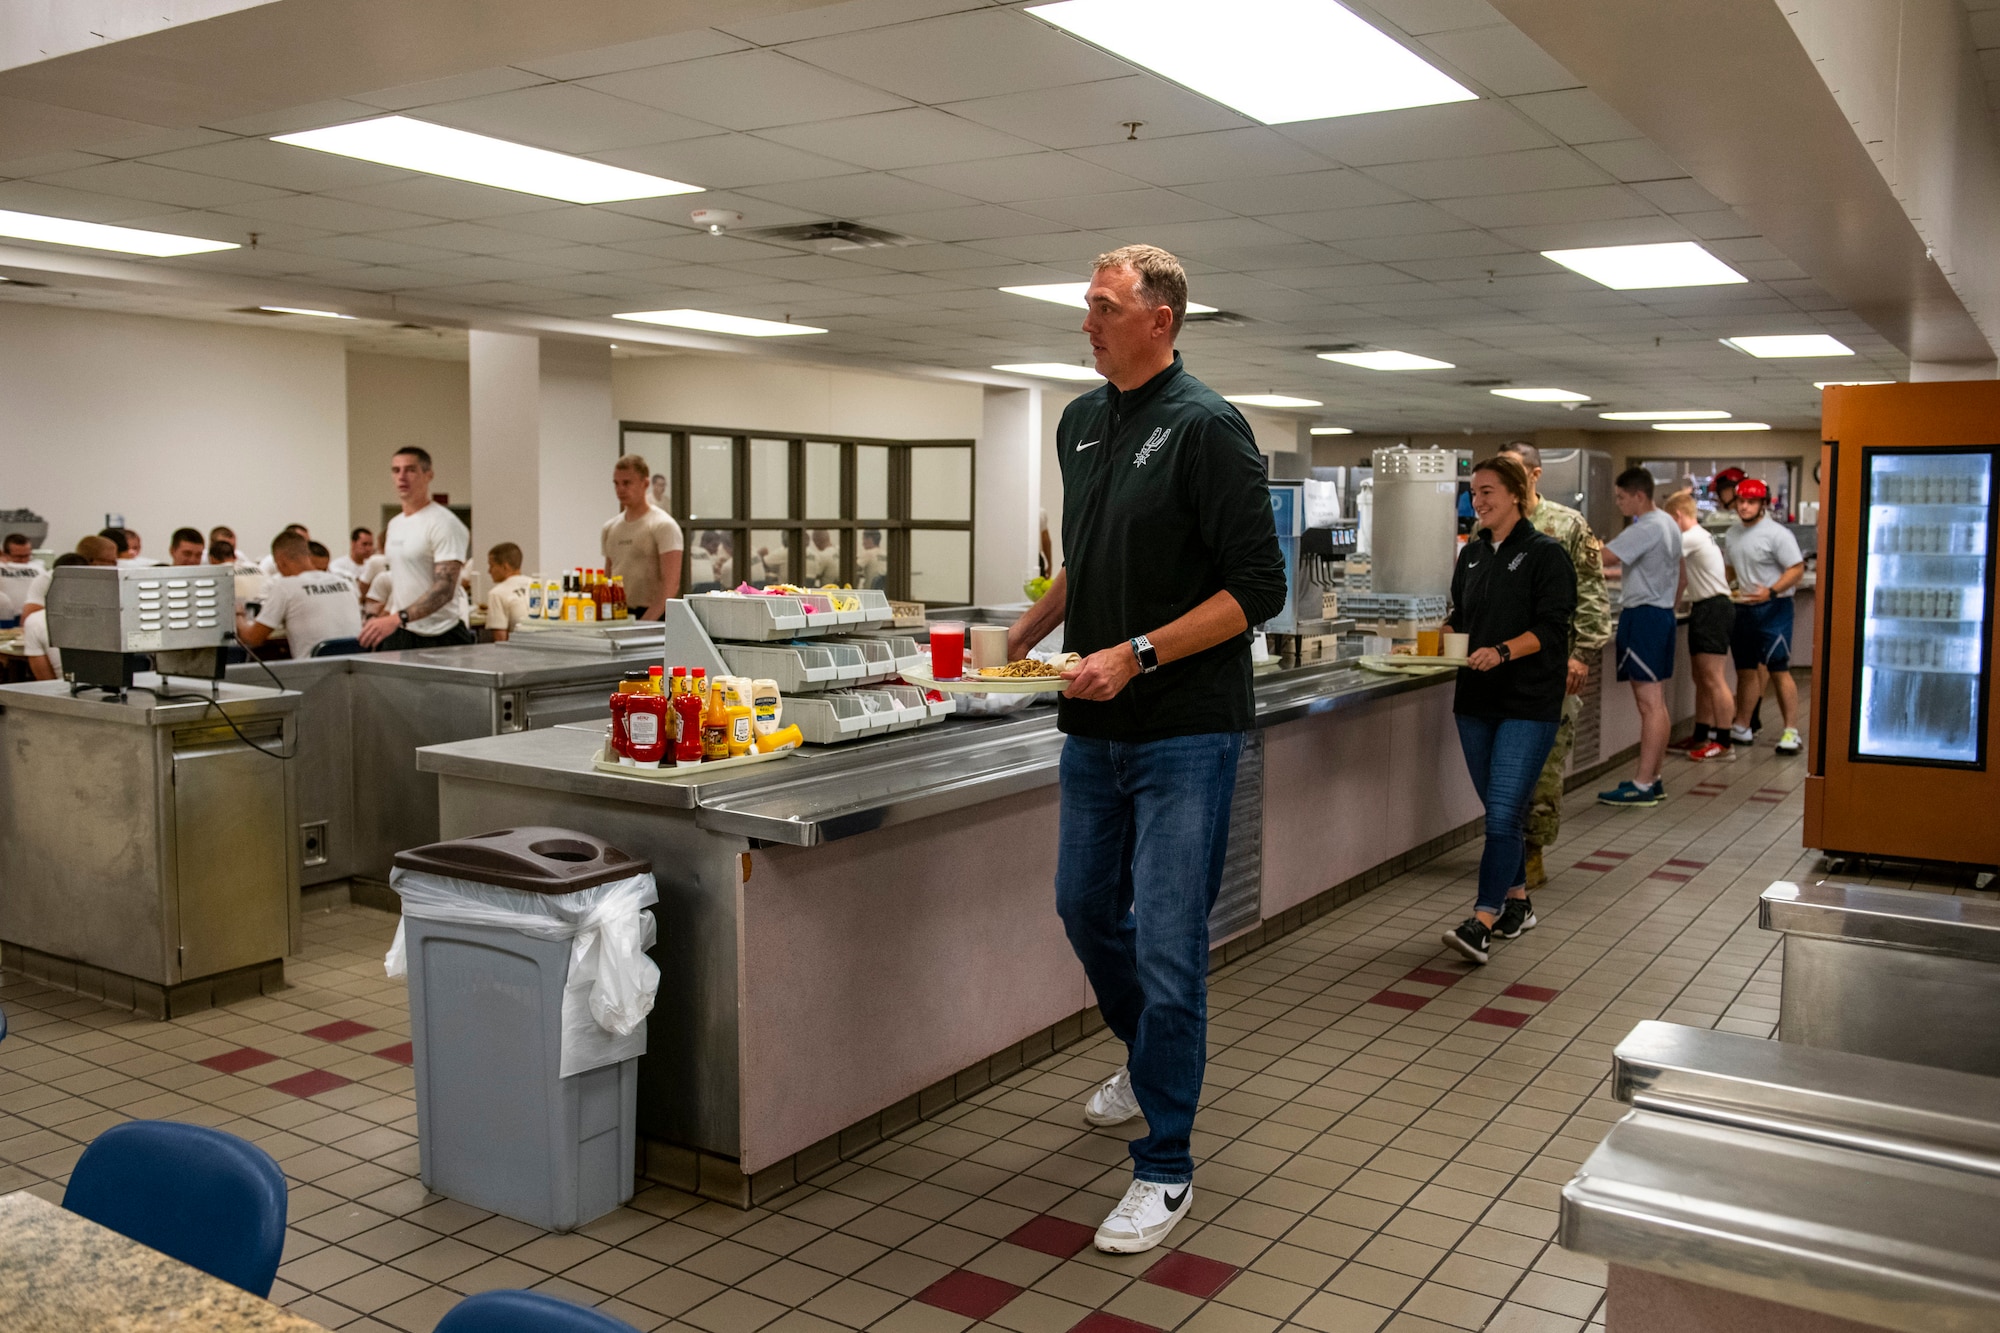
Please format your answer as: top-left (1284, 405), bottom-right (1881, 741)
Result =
top-left (999, 281), bottom-right (1217, 314)
top-left (1310, 426), bottom-right (1354, 435)
top-left (1226, 394), bottom-right (1322, 408)
top-left (1600, 410), bottom-right (1729, 421)
top-left (993, 362), bottom-right (1102, 381)
top-left (1722, 334), bottom-right (1853, 358)
top-left (1653, 421), bottom-right (1771, 432)
top-left (1319, 349), bottom-right (1455, 371)
top-left (1815, 379), bottom-right (1894, 389)
top-left (1027, 0), bottom-right (1476, 124)
top-left (1491, 387), bottom-right (1588, 403)
top-left (614, 309), bottom-right (826, 337)
top-left (260, 305), bottom-right (354, 319)
top-left (0, 208), bottom-right (237, 257)
top-left (1542, 242), bottom-right (1746, 290)
top-left (273, 116), bottom-right (702, 204)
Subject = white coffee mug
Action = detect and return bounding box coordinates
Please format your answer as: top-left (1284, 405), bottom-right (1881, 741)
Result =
top-left (1441, 632), bottom-right (1470, 659)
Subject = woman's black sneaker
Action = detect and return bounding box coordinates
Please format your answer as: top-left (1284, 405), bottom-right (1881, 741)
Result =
top-left (1442, 918), bottom-right (1491, 964)
top-left (1494, 896), bottom-right (1537, 939)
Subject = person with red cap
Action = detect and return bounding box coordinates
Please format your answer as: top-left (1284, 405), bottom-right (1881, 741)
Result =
top-left (1724, 477), bottom-right (1806, 755)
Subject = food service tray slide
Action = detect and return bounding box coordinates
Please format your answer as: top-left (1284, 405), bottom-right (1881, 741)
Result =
top-left (899, 668), bottom-right (1072, 695)
top-left (590, 746), bottom-right (794, 781)
top-left (1356, 654), bottom-right (1466, 675)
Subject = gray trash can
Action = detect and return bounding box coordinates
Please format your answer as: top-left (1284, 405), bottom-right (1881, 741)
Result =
top-left (388, 828), bottom-right (658, 1232)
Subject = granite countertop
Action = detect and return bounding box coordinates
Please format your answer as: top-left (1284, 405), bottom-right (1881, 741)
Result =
top-left (0, 1191), bottom-right (326, 1332)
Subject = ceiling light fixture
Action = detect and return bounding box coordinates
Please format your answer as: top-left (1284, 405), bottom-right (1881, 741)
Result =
top-left (1491, 387), bottom-right (1588, 403)
top-left (999, 281), bottom-right (1217, 314)
top-left (274, 116), bottom-right (702, 204)
top-left (1225, 394), bottom-right (1322, 408)
top-left (1814, 379), bottom-right (1894, 389)
top-left (993, 363), bottom-right (1103, 381)
top-left (1310, 426), bottom-right (1354, 435)
top-left (1542, 242), bottom-right (1746, 290)
top-left (1026, 0), bottom-right (1476, 124)
top-left (1652, 421), bottom-right (1772, 432)
top-left (1722, 334), bottom-right (1854, 358)
top-left (0, 208), bottom-right (237, 257)
top-left (1599, 410), bottom-right (1730, 421)
top-left (259, 305), bottom-right (355, 319)
top-left (1318, 349), bottom-right (1455, 371)
top-left (613, 309), bottom-right (826, 337)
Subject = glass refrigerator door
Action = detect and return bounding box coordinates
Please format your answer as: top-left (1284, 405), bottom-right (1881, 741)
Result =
top-left (1856, 450), bottom-right (1994, 764)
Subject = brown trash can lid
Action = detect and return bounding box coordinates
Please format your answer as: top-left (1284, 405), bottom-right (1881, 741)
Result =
top-left (392, 827), bottom-right (651, 894)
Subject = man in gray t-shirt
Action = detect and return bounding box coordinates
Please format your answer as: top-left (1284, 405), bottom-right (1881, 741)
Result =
top-left (1597, 469), bottom-right (1681, 806)
top-left (1724, 478), bottom-right (1807, 755)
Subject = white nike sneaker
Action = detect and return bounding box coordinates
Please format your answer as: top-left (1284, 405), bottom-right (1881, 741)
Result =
top-left (1084, 1067), bottom-right (1142, 1127)
top-left (1095, 1178), bottom-right (1192, 1253)
top-left (1730, 725), bottom-right (1756, 745)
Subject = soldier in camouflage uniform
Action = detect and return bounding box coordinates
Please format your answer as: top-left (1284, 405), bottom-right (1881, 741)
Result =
top-left (1500, 444), bottom-right (1612, 888)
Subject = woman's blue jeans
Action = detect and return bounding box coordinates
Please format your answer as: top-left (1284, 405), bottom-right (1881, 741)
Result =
top-left (1454, 715), bottom-right (1561, 916)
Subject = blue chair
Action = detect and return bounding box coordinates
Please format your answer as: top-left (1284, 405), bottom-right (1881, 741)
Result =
top-left (436, 1290), bottom-right (643, 1333)
top-left (63, 1121), bottom-right (287, 1297)
top-left (311, 636), bottom-right (366, 657)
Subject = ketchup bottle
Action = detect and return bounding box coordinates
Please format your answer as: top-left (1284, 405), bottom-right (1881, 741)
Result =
top-left (627, 685), bottom-right (669, 768)
top-left (674, 668), bottom-right (707, 763)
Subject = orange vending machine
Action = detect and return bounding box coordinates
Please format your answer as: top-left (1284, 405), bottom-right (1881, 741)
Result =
top-left (1808, 382), bottom-right (2000, 866)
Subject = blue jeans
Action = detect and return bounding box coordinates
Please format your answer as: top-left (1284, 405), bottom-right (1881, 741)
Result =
top-left (1454, 716), bottom-right (1561, 916)
top-left (1056, 731), bottom-right (1244, 1184)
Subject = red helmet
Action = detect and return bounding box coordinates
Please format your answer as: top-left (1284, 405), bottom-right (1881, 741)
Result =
top-left (1735, 477), bottom-right (1770, 503)
top-left (1711, 467), bottom-right (1747, 495)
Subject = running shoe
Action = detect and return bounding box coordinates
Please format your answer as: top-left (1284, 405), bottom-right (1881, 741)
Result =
top-left (1095, 1178), bottom-right (1191, 1253)
top-left (1688, 741), bottom-right (1734, 762)
top-left (1442, 918), bottom-right (1491, 964)
top-left (1494, 895), bottom-right (1537, 939)
top-left (1598, 780), bottom-right (1665, 808)
top-left (1776, 728), bottom-right (1803, 756)
top-left (1730, 725), bottom-right (1756, 746)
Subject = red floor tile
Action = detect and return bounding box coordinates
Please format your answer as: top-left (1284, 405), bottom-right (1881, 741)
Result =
top-left (1404, 967), bottom-right (1462, 987)
top-left (269, 1069), bottom-right (353, 1099)
top-left (199, 1048), bottom-right (277, 1075)
top-left (1070, 1313), bottom-right (1164, 1333)
top-left (917, 1270), bottom-right (1021, 1321)
top-left (1666, 859), bottom-right (1708, 869)
top-left (1006, 1214), bottom-right (1095, 1259)
top-left (1503, 984), bottom-right (1561, 1003)
top-left (1144, 1249), bottom-right (1239, 1299)
top-left (1575, 860), bottom-right (1618, 873)
top-left (374, 1042), bottom-right (414, 1066)
top-left (1366, 989), bottom-right (1429, 1011)
top-left (1469, 1007), bottom-right (1531, 1029)
top-left (303, 1019), bottom-right (377, 1043)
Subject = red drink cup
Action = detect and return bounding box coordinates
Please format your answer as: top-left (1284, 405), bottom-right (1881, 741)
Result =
top-left (929, 621), bottom-right (965, 680)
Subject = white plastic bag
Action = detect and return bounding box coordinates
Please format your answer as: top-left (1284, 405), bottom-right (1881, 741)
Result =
top-left (385, 868), bottom-right (661, 1078)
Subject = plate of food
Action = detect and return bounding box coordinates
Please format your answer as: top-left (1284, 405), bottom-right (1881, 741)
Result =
top-left (902, 654), bottom-right (1078, 693)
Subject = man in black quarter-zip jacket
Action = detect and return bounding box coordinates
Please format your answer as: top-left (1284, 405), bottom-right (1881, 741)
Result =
top-left (1007, 245), bottom-right (1286, 1255)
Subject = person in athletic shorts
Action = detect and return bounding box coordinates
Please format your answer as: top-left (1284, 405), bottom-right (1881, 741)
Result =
top-left (1665, 491), bottom-right (1736, 760)
top-left (1725, 478), bottom-right (1806, 755)
top-left (1597, 468), bottom-right (1681, 806)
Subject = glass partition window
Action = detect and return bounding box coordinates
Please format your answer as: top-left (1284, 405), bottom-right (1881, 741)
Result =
top-left (1856, 449), bottom-right (1993, 765)
top-left (616, 426), bottom-right (974, 602)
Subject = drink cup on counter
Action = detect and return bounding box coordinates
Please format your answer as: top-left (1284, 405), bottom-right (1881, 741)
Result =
top-left (1416, 628), bottom-right (1442, 656)
top-left (1442, 633), bottom-right (1469, 659)
top-left (929, 621), bottom-right (965, 679)
top-left (970, 624), bottom-right (1010, 671)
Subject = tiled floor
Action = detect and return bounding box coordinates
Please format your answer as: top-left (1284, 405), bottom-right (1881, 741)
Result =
top-left (2, 729), bottom-right (1991, 1333)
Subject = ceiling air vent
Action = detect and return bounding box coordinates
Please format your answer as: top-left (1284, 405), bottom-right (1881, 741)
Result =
top-left (739, 220), bottom-right (917, 252)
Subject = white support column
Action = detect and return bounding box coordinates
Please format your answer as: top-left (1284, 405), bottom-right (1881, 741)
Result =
top-left (469, 331), bottom-right (617, 579)
top-left (977, 384), bottom-right (1042, 607)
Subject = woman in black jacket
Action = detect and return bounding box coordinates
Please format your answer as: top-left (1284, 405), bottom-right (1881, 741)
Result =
top-left (1440, 455), bottom-right (1577, 965)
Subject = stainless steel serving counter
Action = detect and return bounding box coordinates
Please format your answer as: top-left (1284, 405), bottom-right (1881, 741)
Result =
top-left (415, 659), bottom-right (1454, 847)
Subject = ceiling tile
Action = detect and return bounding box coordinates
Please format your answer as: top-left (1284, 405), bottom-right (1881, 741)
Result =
top-left (582, 51), bottom-right (910, 132)
top-left (1014, 187), bottom-right (1230, 230)
top-left (782, 8), bottom-right (1133, 103)
top-left (143, 138), bottom-right (415, 192)
top-left (717, 0), bottom-right (993, 45)
top-left (514, 29), bottom-right (752, 79)
top-left (1338, 230), bottom-right (1519, 261)
top-left (322, 177), bottom-right (572, 221)
top-left (761, 107), bottom-right (1041, 169)
top-left (1672, 209), bottom-right (1761, 241)
top-left (1435, 184), bottom-right (1651, 229)
top-left (494, 243), bottom-right (645, 272)
top-left (1417, 24), bottom-right (1581, 96)
top-left (1130, 217), bottom-right (1312, 253)
top-left (608, 232), bottom-right (796, 263)
top-left (870, 203), bottom-right (1075, 241)
top-left (963, 230), bottom-right (1125, 263)
top-left (352, 67), bottom-right (551, 112)
top-left (1577, 139), bottom-right (1688, 183)
top-left (1179, 169), bottom-right (1407, 216)
top-left (422, 255), bottom-right (572, 283)
top-left (0, 151), bottom-right (113, 179)
top-left (1360, 0), bottom-right (1507, 35)
top-left (595, 135), bottom-right (858, 191)
top-left (30, 160), bottom-right (291, 209)
top-left (1491, 216), bottom-right (1693, 249)
top-left (1630, 178), bottom-right (1729, 214)
top-left (741, 171), bottom-right (977, 218)
top-left (1072, 129), bottom-right (1334, 187)
top-left (368, 220), bottom-right (558, 254)
top-left (287, 234), bottom-right (463, 266)
top-left (1267, 200), bottom-right (1469, 241)
top-left (1279, 100), bottom-right (1553, 167)
top-left (483, 207), bottom-right (674, 244)
top-left (1506, 88), bottom-right (1642, 146)
top-left (943, 76), bottom-right (1252, 151)
top-left (1365, 147), bottom-right (1610, 198)
top-left (722, 253), bottom-right (866, 280)
top-left (217, 194), bottom-right (441, 233)
top-left (0, 179), bottom-right (197, 222)
top-left (204, 99), bottom-right (384, 137)
top-left (84, 127), bottom-right (237, 160)
top-left (895, 152), bottom-right (1145, 203)
top-left (419, 84), bottom-right (721, 153)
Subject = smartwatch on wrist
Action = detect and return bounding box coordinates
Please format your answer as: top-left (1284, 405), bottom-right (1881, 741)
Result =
top-left (398, 610), bottom-right (411, 627)
top-left (1495, 641), bottom-right (1512, 662)
top-left (1130, 634), bottom-right (1159, 674)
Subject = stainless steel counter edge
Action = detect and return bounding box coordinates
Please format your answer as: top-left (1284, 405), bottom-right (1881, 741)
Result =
top-left (417, 662), bottom-right (1453, 847)
top-left (1760, 880), bottom-right (2000, 963)
top-left (0, 676), bottom-right (298, 726)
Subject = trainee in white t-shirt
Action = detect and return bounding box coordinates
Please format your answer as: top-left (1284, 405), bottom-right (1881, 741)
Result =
top-left (1679, 524), bottom-right (1731, 603)
top-left (255, 571), bottom-right (362, 659)
top-left (329, 555), bottom-right (366, 583)
top-left (0, 559), bottom-right (46, 622)
top-left (22, 609), bottom-right (58, 678)
top-left (484, 574), bottom-right (533, 635)
top-left (383, 503), bottom-right (470, 636)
